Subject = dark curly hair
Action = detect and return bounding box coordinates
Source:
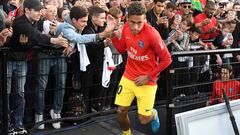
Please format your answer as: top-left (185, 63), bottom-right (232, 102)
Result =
top-left (127, 1), bottom-right (146, 16)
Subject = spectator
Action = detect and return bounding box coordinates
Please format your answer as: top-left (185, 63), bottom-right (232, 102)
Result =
top-left (8, 0), bottom-right (24, 19)
top-left (43, 0), bottom-right (59, 8)
top-left (177, 0), bottom-right (193, 16)
top-left (6, 0), bottom-right (68, 133)
top-left (214, 0), bottom-right (227, 20)
top-left (106, 0), bottom-right (127, 22)
top-left (34, 4), bottom-right (66, 130)
top-left (108, 7), bottom-right (123, 23)
top-left (55, 6), bottom-right (116, 49)
top-left (57, 7), bottom-right (70, 22)
top-left (232, 2), bottom-right (240, 79)
top-left (213, 21), bottom-right (236, 64)
top-left (144, 0), bottom-right (154, 10)
top-left (74, 0), bottom-right (92, 8)
top-left (146, 0), bottom-right (169, 40)
top-left (233, 2), bottom-right (240, 12)
top-left (79, 5), bottom-right (106, 113)
top-left (54, 5), bottom-right (116, 114)
top-left (106, 0), bottom-right (121, 9)
top-left (188, 28), bottom-right (208, 91)
top-left (166, 15), bottom-right (193, 51)
top-left (194, 0), bottom-right (221, 79)
top-left (194, 0), bottom-right (219, 40)
top-left (42, 5), bottom-right (58, 35)
top-left (163, 2), bottom-right (178, 25)
top-left (91, 0), bottom-right (109, 12)
top-left (166, 15), bottom-right (194, 95)
top-left (210, 64), bottom-right (240, 105)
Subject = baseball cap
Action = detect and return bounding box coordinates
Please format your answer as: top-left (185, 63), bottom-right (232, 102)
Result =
top-left (23, 0), bottom-right (43, 11)
top-left (180, 0), bottom-right (191, 4)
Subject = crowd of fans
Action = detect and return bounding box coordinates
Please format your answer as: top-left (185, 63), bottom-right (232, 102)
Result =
top-left (1, 0), bottom-right (240, 134)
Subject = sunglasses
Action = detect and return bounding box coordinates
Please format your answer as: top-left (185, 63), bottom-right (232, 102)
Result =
top-left (183, 5), bottom-right (192, 9)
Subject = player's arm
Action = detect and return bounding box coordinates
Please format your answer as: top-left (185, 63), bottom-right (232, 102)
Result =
top-left (148, 31), bottom-right (172, 81)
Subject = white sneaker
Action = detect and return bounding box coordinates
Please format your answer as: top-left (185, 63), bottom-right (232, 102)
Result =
top-left (50, 109), bottom-right (61, 129)
top-left (35, 114), bottom-right (44, 130)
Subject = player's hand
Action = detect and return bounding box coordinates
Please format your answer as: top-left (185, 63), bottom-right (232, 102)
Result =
top-left (134, 75), bottom-right (149, 86)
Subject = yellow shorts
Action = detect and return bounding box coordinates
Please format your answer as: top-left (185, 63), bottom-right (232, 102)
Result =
top-left (114, 76), bottom-right (157, 116)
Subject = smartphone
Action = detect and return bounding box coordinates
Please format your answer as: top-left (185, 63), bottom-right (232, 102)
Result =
top-left (162, 16), bottom-right (168, 20)
top-left (175, 14), bottom-right (182, 22)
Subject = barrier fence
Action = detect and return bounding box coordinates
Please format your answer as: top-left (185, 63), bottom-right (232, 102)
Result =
top-left (0, 47), bottom-right (240, 135)
top-left (166, 48), bottom-right (240, 135)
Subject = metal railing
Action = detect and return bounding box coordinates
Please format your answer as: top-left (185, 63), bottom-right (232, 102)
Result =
top-left (166, 48), bottom-right (240, 135)
top-left (1, 47), bottom-right (240, 135)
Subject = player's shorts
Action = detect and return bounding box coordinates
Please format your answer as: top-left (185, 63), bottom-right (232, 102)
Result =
top-left (114, 76), bottom-right (157, 116)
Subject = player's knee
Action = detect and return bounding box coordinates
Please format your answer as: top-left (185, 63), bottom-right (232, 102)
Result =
top-left (117, 107), bottom-right (128, 115)
top-left (138, 115), bottom-right (151, 125)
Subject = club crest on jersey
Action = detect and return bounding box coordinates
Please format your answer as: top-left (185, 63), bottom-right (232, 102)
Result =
top-left (229, 88), bottom-right (233, 93)
top-left (138, 40), bottom-right (144, 48)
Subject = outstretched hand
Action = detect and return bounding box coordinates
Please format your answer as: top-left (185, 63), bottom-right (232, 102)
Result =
top-left (51, 32), bottom-right (69, 47)
top-left (105, 15), bottom-right (117, 32)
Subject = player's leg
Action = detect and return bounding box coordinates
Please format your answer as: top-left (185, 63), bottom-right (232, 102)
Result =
top-left (115, 76), bottom-right (135, 135)
top-left (135, 84), bottom-right (160, 132)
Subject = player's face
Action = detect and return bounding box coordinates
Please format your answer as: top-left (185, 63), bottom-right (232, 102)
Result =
top-left (127, 14), bottom-right (145, 35)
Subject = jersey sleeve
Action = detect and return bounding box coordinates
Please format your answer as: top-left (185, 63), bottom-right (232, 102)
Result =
top-left (147, 29), bottom-right (172, 80)
top-left (111, 24), bottom-right (127, 54)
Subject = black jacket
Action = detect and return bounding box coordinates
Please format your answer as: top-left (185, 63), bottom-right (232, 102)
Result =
top-left (7, 14), bottom-right (51, 60)
top-left (82, 20), bottom-right (105, 70)
top-left (146, 9), bottom-right (169, 40)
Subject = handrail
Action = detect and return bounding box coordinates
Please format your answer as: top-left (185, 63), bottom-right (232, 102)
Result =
top-left (171, 48), bottom-right (240, 56)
